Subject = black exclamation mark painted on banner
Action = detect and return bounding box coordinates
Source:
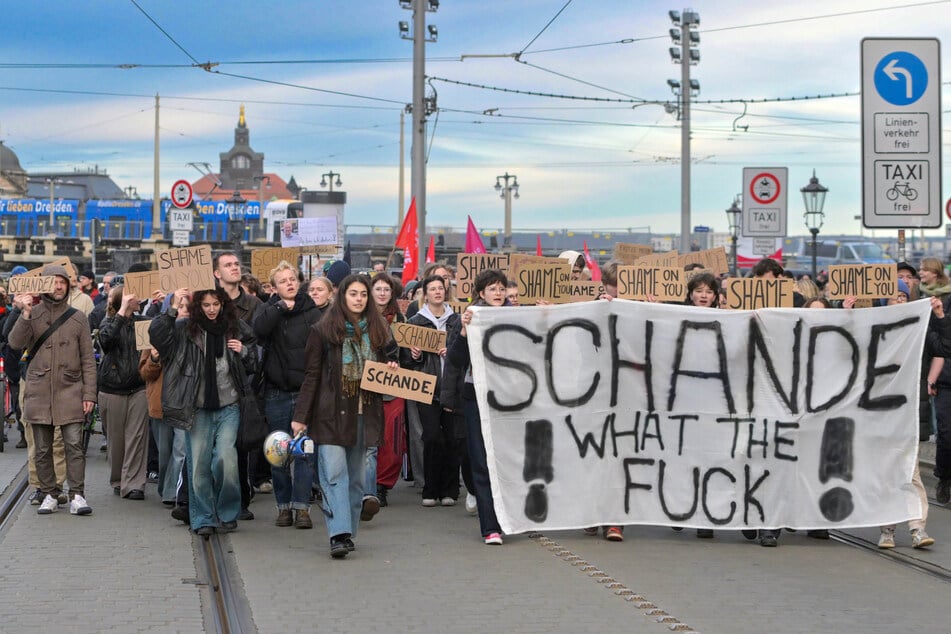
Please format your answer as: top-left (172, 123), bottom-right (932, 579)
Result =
top-left (817, 417), bottom-right (855, 522)
top-left (523, 420), bottom-right (554, 523)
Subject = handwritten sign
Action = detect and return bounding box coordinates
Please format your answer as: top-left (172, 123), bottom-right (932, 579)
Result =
top-left (391, 322), bottom-right (447, 353)
top-left (251, 247), bottom-right (300, 282)
top-left (298, 245), bottom-right (338, 255)
top-left (560, 281), bottom-right (605, 303)
top-left (616, 265), bottom-right (685, 302)
top-left (678, 247), bottom-right (730, 276)
top-left (516, 262), bottom-right (572, 304)
top-left (134, 320), bottom-right (153, 351)
top-left (507, 254), bottom-right (558, 279)
top-left (722, 277), bottom-right (794, 309)
top-left (156, 245), bottom-right (216, 293)
top-left (826, 264), bottom-right (897, 300)
top-left (613, 242), bottom-right (653, 264)
top-left (360, 360), bottom-right (436, 404)
top-left (634, 250), bottom-right (679, 268)
top-left (465, 298), bottom-right (929, 533)
top-left (124, 270), bottom-right (161, 299)
top-left (448, 301), bottom-right (469, 315)
top-left (456, 253), bottom-right (510, 298)
top-left (23, 256), bottom-right (77, 283)
top-left (9, 275), bottom-right (56, 294)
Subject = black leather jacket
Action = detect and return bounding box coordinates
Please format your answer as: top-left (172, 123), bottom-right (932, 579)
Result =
top-left (98, 313), bottom-right (148, 394)
top-left (149, 309), bottom-right (257, 430)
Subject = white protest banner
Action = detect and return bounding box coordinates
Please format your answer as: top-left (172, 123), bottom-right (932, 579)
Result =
top-left (297, 217), bottom-right (337, 247)
top-left (466, 299), bottom-right (928, 534)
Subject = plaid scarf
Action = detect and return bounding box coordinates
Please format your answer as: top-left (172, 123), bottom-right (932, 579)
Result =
top-left (341, 318), bottom-right (373, 398)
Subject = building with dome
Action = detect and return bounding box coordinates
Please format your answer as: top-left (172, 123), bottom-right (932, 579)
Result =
top-left (0, 141), bottom-right (28, 197)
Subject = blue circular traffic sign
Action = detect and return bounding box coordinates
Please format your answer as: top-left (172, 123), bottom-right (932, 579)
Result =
top-left (874, 51), bottom-right (928, 106)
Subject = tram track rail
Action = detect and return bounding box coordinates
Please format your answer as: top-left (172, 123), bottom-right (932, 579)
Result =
top-left (0, 463), bottom-right (29, 533)
top-left (831, 497), bottom-right (951, 584)
top-left (196, 531), bottom-right (254, 634)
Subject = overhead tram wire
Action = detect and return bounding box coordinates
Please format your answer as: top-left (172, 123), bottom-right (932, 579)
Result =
top-left (129, 0), bottom-right (203, 66)
top-left (518, 0), bottom-right (574, 55)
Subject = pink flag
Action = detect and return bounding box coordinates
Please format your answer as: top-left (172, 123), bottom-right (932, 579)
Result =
top-left (583, 240), bottom-right (602, 281)
top-left (465, 216), bottom-right (487, 254)
top-left (536, 235), bottom-right (543, 256)
top-left (425, 235), bottom-right (436, 264)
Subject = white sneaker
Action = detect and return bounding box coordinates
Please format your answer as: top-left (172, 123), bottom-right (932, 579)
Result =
top-left (878, 529), bottom-right (895, 549)
top-left (465, 493), bottom-right (478, 515)
top-left (421, 498), bottom-right (437, 507)
top-left (911, 529), bottom-right (934, 549)
top-left (37, 494), bottom-right (58, 515)
top-left (69, 495), bottom-right (92, 516)
top-left (440, 497), bottom-right (456, 507)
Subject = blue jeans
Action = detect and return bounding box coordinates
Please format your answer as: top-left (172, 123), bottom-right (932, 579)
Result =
top-left (186, 404), bottom-right (241, 530)
top-left (152, 417), bottom-right (186, 502)
top-left (463, 398), bottom-right (501, 537)
top-left (317, 416), bottom-right (366, 539)
top-left (364, 446), bottom-right (378, 495)
top-left (264, 388), bottom-right (314, 510)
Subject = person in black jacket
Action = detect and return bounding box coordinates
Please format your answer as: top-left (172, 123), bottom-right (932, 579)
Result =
top-left (149, 287), bottom-right (257, 536)
top-left (403, 274), bottom-right (463, 507)
top-left (253, 261), bottom-right (320, 529)
top-left (98, 285), bottom-right (150, 500)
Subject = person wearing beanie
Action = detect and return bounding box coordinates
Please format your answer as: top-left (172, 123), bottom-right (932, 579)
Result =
top-left (10, 265), bottom-right (28, 276)
top-left (9, 263), bottom-right (97, 516)
top-left (325, 260), bottom-right (352, 290)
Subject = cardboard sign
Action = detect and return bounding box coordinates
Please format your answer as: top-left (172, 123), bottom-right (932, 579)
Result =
top-left (360, 360), bottom-right (436, 404)
top-left (560, 281), bottom-right (605, 303)
top-left (507, 254), bottom-right (558, 279)
top-left (448, 301), bottom-right (469, 315)
top-left (23, 256), bottom-right (77, 283)
top-left (456, 253), bottom-right (510, 298)
top-left (516, 262), bottom-right (572, 304)
top-left (124, 270), bottom-right (161, 299)
top-left (298, 245), bottom-right (338, 255)
top-left (251, 247), bottom-right (300, 282)
top-left (156, 245), bottom-right (216, 293)
top-left (634, 251), bottom-right (679, 267)
top-left (826, 264), bottom-right (897, 300)
top-left (613, 242), bottom-right (653, 264)
top-left (684, 267), bottom-right (710, 283)
top-left (722, 277), bottom-right (794, 309)
top-left (391, 322), bottom-right (447, 353)
top-left (9, 275), bottom-right (57, 294)
top-left (678, 247), bottom-right (730, 276)
top-left (616, 265), bottom-right (685, 302)
top-left (134, 320), bottom-right (153, 351)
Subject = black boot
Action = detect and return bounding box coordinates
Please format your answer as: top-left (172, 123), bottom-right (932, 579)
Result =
top-left (377, 486), bottom-right (388, 508)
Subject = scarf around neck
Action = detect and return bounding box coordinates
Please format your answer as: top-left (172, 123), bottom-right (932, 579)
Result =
top-left (920, 280), bottom-right (951, 298)
top-left (342, 318), bottom-right (374, 398)
top-left (197, 314), bottom-right (228, 409)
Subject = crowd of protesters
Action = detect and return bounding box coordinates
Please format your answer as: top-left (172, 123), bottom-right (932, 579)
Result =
top-left (0, 250), bottom-right (947, 559)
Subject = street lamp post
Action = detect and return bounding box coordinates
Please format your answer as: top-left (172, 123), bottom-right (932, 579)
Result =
top-left (801, 170), bottom-right (828, 280)
top-left (46, 177), bottom-right (63, 234)
top-left (253, 175), bottom-right (271, 234)
top-left (725, 198), bottom-right (741, 276)
top-left (494, 172), bottom-right (519, 248)
top-left (320, 171), bottom-right (342, 192)
top-left (227, 190), bottom-right (248, 260)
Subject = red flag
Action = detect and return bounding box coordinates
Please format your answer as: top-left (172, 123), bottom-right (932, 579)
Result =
top-left (396, 199), bottom-right (419, 285)
top-left (425, 235), bottom-right (436, 263)
top-left (395, 198), bottom-right (418, 250)
top-left (465, 216), bottom-right (487, 254)
top-left (583, 240), bottom-right (602, 282)
top-left (536, 235), bottom-right (543, 256)
top-left (401, 244), bottom-right (417, 286)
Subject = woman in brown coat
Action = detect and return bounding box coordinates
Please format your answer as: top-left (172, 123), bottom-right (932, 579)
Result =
top-left (291, 274), bottom-right (398, 558)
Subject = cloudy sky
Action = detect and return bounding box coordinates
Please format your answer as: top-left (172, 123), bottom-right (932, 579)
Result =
top-left (0, 0), bottom-right (947, 237)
